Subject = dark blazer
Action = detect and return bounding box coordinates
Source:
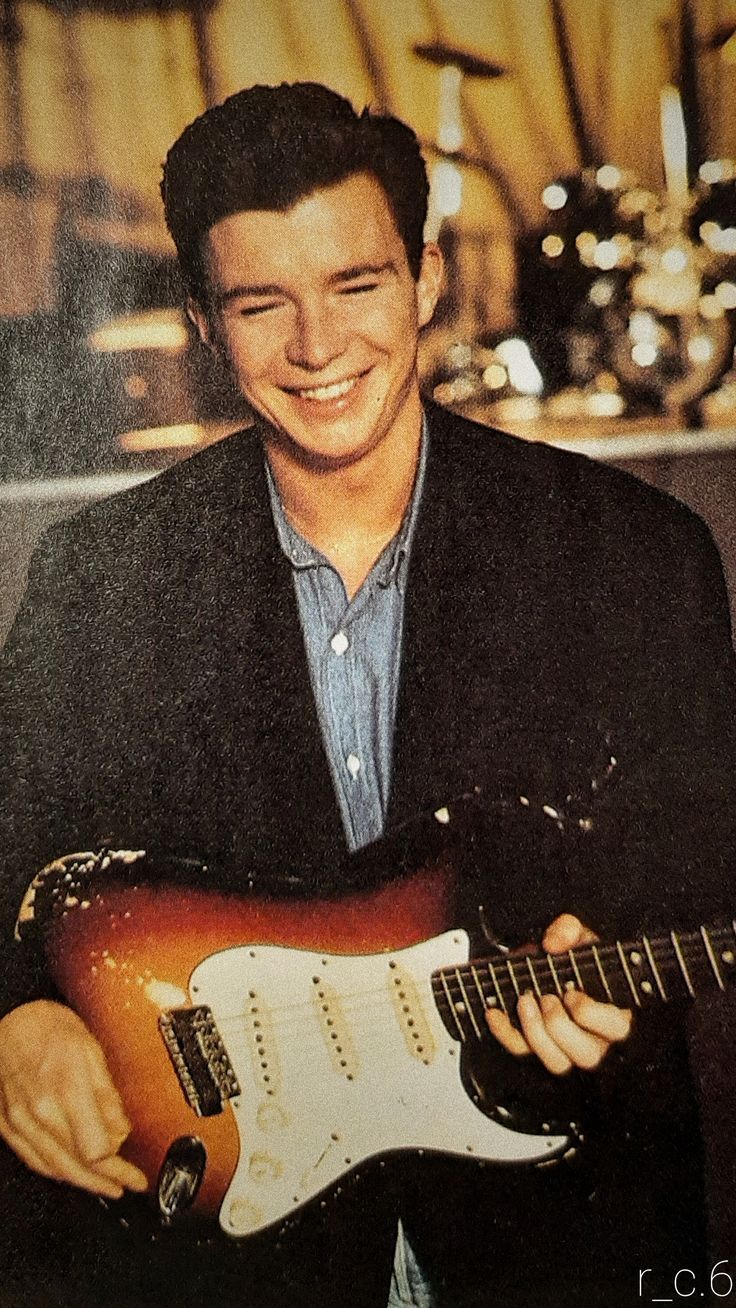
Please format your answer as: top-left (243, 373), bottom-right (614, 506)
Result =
top-left (1, 402), bottom-right (735, 1305)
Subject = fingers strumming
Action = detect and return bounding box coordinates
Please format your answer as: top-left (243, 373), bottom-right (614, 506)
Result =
top-left (93, 1154), bottom-right (148, 1193)
top-left (0, 1116), bottom-right (126, 1200)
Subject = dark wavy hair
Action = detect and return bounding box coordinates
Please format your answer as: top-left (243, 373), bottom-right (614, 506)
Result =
top-left (161, 82), bottom-right (429, 298)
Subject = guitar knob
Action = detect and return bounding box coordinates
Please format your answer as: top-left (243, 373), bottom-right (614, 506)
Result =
top-left (156, 1135), bottom-right (207, 1225)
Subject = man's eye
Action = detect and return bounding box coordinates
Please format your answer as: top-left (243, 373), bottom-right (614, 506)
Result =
top-left (238, 302), bottom-right (280, 317)
top-left (340, 282), bottom-right (380, 295)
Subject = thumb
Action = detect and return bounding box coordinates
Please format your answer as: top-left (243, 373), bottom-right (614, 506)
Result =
top-left (541, 913), bottom-right (595, 954)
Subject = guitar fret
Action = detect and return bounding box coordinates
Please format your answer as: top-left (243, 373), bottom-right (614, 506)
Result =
top-left (670, 930), bottom-right (695, 998)
top-left (505, 958), bottom-right (521, 999)
top-left (439, 971), bottom-right (467, 1041)
top-left (470, 964), bottom-right (490, 1011)
top-left (616, 940), bottom-right (642, 1007)
top-left (455, 968), bottom-right (483, 1039)
top-left (453, 918), bottom-right (736, 1046)
top-left (700, 926), bottom-right (725, 992)
top-left (436, 915), bottom-right (736, 1060)
top-left (592, 944), bottom-right (613, 1002)
top-left (642, 934), bottom-right (668, 1001)
top-left (568, 949), bottom-right (584, 991)
top-left (546, 953), bottom-right (563, 997)
top-left (525, 956), bottom-right (542, 999)
top-left (486, 961), bottom-right (508, 1014)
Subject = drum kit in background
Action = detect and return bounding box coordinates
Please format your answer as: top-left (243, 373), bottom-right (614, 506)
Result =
top-left (415, 40), bottom-right (736, 429)
top-left (511, 147), bottom-right (736, 425)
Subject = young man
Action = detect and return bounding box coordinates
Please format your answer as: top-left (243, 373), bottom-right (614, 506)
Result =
top-left (0, 83), bottom-right (734, 1306)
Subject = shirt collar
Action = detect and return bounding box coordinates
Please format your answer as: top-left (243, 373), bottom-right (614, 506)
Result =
top-left (265, 416), bottom-right (428, 595)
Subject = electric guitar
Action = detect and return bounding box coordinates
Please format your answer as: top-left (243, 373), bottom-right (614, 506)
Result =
top-left (16, 839), bottom-right (736, 1241)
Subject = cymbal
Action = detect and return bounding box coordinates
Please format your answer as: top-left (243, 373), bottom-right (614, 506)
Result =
top-left (413, 41), bottom-right (507, 79)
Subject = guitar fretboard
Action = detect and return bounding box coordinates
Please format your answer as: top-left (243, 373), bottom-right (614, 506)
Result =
top-left (431, 922), bottom-right (736, 1043)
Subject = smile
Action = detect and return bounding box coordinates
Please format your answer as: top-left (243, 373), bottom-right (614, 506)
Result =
top-left (293, 375), bottom-right (361, 402)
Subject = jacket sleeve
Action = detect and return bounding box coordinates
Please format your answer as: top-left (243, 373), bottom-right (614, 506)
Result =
top-left (0, 522), bottom-right (100, 1016)
top-left (588, 507), bottom-right (736, 1260)
top-left (673, 521), bottom-right (736, 1261)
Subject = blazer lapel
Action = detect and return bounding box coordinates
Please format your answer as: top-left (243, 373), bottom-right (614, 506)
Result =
top-left (188, 429), bottom-right (347, 884)
top-left (388, 405), bottom-right (541, 828)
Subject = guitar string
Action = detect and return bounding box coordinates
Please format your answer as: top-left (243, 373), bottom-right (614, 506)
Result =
top-left (196, 941), bottom-right (728, 1044)
top-left (209, 993), bottom-right (467, 1071)
top-left (200, 979), bottom-right (709, 1073)
top-left (193, 929), bottom-right (731, 1034)
top-left (205, 946), bottom-right (728, 1036)
top-left (216, 1028), bottom-right (545, 1169)
top-left (165, 959), bottom-right (729, 1087)
top-left (210, 1006), bottom-right (502, 1073)
top-left (179, 941), bottom-right (722, 1081)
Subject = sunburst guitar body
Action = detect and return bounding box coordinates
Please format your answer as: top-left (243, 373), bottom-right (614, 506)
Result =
top-left (18, 849), bottom-right (570, 1239)
top-left (22, 843), bottom-right (731, 1240)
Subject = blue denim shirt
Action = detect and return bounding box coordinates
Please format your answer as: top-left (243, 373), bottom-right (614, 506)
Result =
top-left (265, 431), bottom-right (427, 851)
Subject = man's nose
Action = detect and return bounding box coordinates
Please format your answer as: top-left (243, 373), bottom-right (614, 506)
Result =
top-left (286, 302), bottom-right (344, 371)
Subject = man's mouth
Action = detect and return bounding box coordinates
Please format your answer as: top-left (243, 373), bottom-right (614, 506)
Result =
top-left (291, 374), bottom-right (362, 403)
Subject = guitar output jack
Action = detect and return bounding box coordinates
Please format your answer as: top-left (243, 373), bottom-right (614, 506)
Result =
top-left (157, 1135), bottom-right (207, 1224)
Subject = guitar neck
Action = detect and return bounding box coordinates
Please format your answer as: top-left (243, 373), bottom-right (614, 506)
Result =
top-left (432, 922), bottom-right (736, 1043)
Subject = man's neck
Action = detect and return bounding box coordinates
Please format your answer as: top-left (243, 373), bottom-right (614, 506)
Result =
top-left (264, 414), bottom-right (423, 599)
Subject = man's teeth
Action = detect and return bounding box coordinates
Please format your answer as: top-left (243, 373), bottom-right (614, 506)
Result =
top-left (296, 377), bottom-right (358, 402)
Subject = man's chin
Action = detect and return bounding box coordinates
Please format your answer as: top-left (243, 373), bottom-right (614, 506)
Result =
top-left (258, 415), bottom-right (381, 474)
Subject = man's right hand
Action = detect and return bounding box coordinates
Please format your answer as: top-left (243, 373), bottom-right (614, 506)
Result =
top-left (0, 1000), bottom-right (148, 1199)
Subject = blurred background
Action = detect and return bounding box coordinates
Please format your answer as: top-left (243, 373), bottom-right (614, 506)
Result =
top-left (1, 0), bottom-right (736, 630)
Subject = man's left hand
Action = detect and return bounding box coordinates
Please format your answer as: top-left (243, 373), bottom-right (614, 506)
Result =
top-left (485, 914), bottom-right (633, 1075)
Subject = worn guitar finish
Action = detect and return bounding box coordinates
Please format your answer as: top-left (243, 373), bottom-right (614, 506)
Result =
top-left (20, 851), bottom-right (570, 1236)
top-left (37, 859), bottom-right (459, 1224)
top-left (18, 845), bottom-right (736, 1239)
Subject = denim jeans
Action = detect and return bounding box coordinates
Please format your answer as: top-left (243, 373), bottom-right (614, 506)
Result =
top-left (387, 1221), bottom-right (435, 1307)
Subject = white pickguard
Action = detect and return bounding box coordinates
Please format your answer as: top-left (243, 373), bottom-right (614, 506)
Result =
top-left (189, 931), bottom-right (570, 1238)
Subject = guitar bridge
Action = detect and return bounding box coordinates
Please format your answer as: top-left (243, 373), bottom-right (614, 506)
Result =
top-left (159, 1005), bottom-right (240, 1117)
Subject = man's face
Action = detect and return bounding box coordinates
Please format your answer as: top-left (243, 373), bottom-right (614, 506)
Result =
top-left (190, 172), bottom-right (442, 470)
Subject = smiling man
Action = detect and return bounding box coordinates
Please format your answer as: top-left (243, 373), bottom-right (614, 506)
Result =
top-left (188, 169), bottom-right (443, 599)
top-left (0, 83), bottom-right (735, 1307)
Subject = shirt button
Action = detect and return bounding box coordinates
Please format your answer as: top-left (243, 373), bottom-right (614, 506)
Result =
top-left (346, 754), bottom-right (361, 778)
top-left (331, 631), bottom-right (349, 656)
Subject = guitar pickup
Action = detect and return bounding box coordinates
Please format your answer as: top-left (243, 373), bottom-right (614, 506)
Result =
top-left (159, 1005), bottom-right (241, 1117)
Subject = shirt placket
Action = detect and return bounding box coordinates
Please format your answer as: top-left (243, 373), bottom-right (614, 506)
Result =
top-left (322, 576), bottom-right (383, 848)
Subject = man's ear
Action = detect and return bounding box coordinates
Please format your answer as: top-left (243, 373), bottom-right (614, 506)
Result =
top-left (186, 296), bottom-right (214, 350)
top-left (415, 242), bottom-right (444, 330)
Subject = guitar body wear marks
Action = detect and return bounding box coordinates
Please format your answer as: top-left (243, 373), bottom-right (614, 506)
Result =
top-left (16, 849), bottom-right (569, 1236)
top-left (16, 840), bottom-right (736, 1239)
